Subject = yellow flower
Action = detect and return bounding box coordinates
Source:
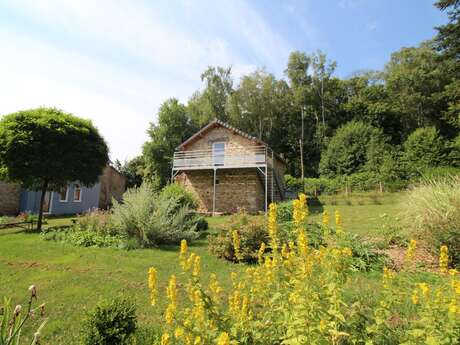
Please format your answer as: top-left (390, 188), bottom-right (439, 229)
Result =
top-left (297, 230), bottom-right (308, 258)
top-left (335, 210), bottom-right (344, 236)
top-left (216, 332), bottom-right (230, 345)
top-left (209, 273), bottom-right (223, 300)
top-left (148, 267), bottom-right (158, 306)
top-left (341, 247), bottom-right (352, 257)
top-left (268, 203), bottom-right (279, 252)
top-left (322, 210), bottom-right (329, 227)
top-left (382, 267), bottom-right (395, 289)
top-left (418, 283), bottom-right (429, 297)
top-left (174, 327), bottom-right (185, 339)
top-left (411, 289), bottom-right (419, 305)
top-left (194, 336), bottom-right (203, 345)
top-left (406, 239), bottom-right (417, 262)
top-left (232, 230), bottom-right (242, 262)
top-left (193, 255), bottom-right (201, 277)
top-left (167, 275), bottom-right (178, 306)
top-left (180, 239), bottom-right (188, 256)
top-left (319, 319), bottom-right (327, 332)
top-left (165, 303), bottom-right (175, 325)
top-left (161, 333), bottom-right (170, 345)
top-left (439, 245), bottom-right (449, 273)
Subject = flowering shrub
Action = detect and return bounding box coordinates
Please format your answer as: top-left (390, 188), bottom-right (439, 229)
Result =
top-left (208, 212), bottom-right (267, 263)
top-left (148, 194), bottom-right (459, 345)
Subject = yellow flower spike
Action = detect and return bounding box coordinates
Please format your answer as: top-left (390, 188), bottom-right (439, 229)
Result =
top-left (180, 239), bottom-right (188, 255)
top-left (268, 203), bottom-right (279, 253)
top-left (382, 267), bottom-right (395, 289)
top-left (148, 267), bottom-right (158, 306)
top-left (194, 336), bottom-right (203, 345)
top-left (192, 255), bottom-right (201, 277)
top-left (185, 253), bottom-right (196, 271)
top-left (297, 230), bottom-right (308, 258)
top-left (166, 275), bottom-right (178, 306)
top-left (174, 327), bottom-right (185, 340)
top-left (335, 210), bottom-right (344, 235)
top-left (322, 210), bottom-right (329, 227)
top-left (216, 332), bottom-right (231, 345)
top-left (418, 283), bottom-right (429, 297)
top-left (411, 289), bottom-right (419, 305)
top-left (161, 333), bottom-right (170, 345)
top-left (405, 239), bottom-right (417, 262)
top-left (209, 273), bottom-right (223, 301)
top-left (281, 243), bottom-right (288, 258)
top-left (257, 242), bottom-right (266, 264)
top-left (439, 245), bottom-right (449, 273)
top-left (164, 303), bottom-right (175, 325)
top-left (319, 319), bottom-right (327, 332)
top-left (232, 230), bottom-right (242, 262)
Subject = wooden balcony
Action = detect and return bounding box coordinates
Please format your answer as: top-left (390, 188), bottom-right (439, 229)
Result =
top-left (173, 145), bottom-right (272, 171)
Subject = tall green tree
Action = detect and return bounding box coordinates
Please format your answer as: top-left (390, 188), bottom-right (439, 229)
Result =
top-left (188, 66), bottom-right (234, 126)
top-left (435, 0), bottom-right (460, 61)
top-left (0, 107), bottom-right (109, 231)
top-left (143, 99), bottom-right (196, 187)
top-left (384, 42), bottom-right (457, 137)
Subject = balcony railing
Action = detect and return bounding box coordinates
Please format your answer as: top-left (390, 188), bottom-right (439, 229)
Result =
top-left (173, 146), bottom-right (271, 170)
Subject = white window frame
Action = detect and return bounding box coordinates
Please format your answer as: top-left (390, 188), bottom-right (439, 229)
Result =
top-left (73, 184), bottom-right (82, 202)
top-left (212, 142), bottom-right (226, 166)
top-left (58, 186), bottom-right (69, 203)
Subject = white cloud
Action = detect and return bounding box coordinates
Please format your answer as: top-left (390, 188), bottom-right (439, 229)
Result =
top-left (0, 0), bottom-right (294, 160)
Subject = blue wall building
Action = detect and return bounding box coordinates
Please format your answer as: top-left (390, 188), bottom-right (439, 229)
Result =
top-left (20, 182), bottom-right (102, 215)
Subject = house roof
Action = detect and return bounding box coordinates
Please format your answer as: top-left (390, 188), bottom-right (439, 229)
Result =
top-left (176, 119), bottom-right (286, 165)
top-left (176, 119), bottom-right (268, 150)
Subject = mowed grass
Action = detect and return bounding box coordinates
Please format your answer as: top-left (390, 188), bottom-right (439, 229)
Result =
top-left (0, 192), bottom-right (404, 344)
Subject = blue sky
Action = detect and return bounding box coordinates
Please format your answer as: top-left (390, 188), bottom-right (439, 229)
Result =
top-left (0, 0), bottom-right (447, 160)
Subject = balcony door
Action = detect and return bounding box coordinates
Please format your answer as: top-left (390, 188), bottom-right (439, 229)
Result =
top-left (212, 142), bottom-right (225, 166)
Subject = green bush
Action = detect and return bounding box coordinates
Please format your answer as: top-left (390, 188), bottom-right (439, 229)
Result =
top-left (208, 212), bottom-right (268, 263)
top-left (159, 183), bottom-right (198, 210)
top-left (402, 176), bottom-right (460, 265)
top-left (276, 200), bottom-right (293, 223)
top-left (74, 209), bottom-right (116, 236)
top-left (81, 297), bottom-right (137, 345)
top-left (403, 127), bottom-right (447, 174)
top-left (319, 121), bottom-right (387, 177)
top-left (41, 227), bottom-right (124, 248)
top-left (111, 183), bottom-right (200, 246)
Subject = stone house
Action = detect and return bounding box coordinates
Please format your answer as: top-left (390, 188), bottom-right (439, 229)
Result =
top-left (0, 165), bottom-right (126, 216)
top-left (172, 119), bottom-right (287, 214)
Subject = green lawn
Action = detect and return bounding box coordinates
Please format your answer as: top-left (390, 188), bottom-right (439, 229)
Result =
top-left (0, 192), bottom-right (404, 344)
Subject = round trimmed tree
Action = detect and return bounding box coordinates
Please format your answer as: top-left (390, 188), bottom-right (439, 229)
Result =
top-left (0, 107), bottom-right (109, 231)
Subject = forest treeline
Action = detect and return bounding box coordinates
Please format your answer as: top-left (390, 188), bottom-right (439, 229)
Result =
top-left (118, 0), bottom-right (459, 189)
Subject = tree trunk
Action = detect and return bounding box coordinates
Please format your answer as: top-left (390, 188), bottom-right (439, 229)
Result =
top-left (37, 179), bottom-right (49, 232)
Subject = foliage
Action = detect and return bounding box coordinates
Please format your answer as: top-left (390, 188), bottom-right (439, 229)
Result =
top-left (402, 176), bottom-right (460, 265)
top-left (159, 183), bottom-right (198, 210)
top-left (319, 121), bottom-right (387, 177)
top-left (81, 297), bottom-right (137, 345)
top-left (41, 227), bottom-right (124, 248)
top-left (143, 99), bottom-right (197, 187)
top-left (0, 107), bottom-right (108, 231)
top-left (208, 212), bottom-right (267, 263)
top-left (115, 156), bottom-right (145, 189)
top-left (111, 184), bottom-right (200, 246)
top-left (148, 196), bottom-right (460, 344)
top-left (403, 127), bottom-right (447, 175)
top-left (0, 286), bottom-right (46, 345)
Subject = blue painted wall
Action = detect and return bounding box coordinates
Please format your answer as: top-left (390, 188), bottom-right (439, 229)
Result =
top-left (19, 182), bottom-right (101, 215)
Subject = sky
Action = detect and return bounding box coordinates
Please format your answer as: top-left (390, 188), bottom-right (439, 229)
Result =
top-left (0, 0), bottom-right (448, 162)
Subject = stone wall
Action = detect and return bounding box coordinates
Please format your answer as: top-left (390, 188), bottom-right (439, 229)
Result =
top-left (185, 126), bottom-right (259, 152)
top-left (0, 182), bottom-right (21, 215)
top-left (177, 168), bottom-right (265, 214)
top-left (99, 166), bottom-right (127, 209)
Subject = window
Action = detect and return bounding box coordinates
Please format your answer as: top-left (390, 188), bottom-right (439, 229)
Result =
top-left (74, 184), bottom-right (82, 202)
top-left (59, 186), bottom-right (69, 202)
top-left (212, 142), bottom-right (225, 166)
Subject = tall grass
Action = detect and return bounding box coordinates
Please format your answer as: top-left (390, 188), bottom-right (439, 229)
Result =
top-left (402, 175), bottom-right (460, 264)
